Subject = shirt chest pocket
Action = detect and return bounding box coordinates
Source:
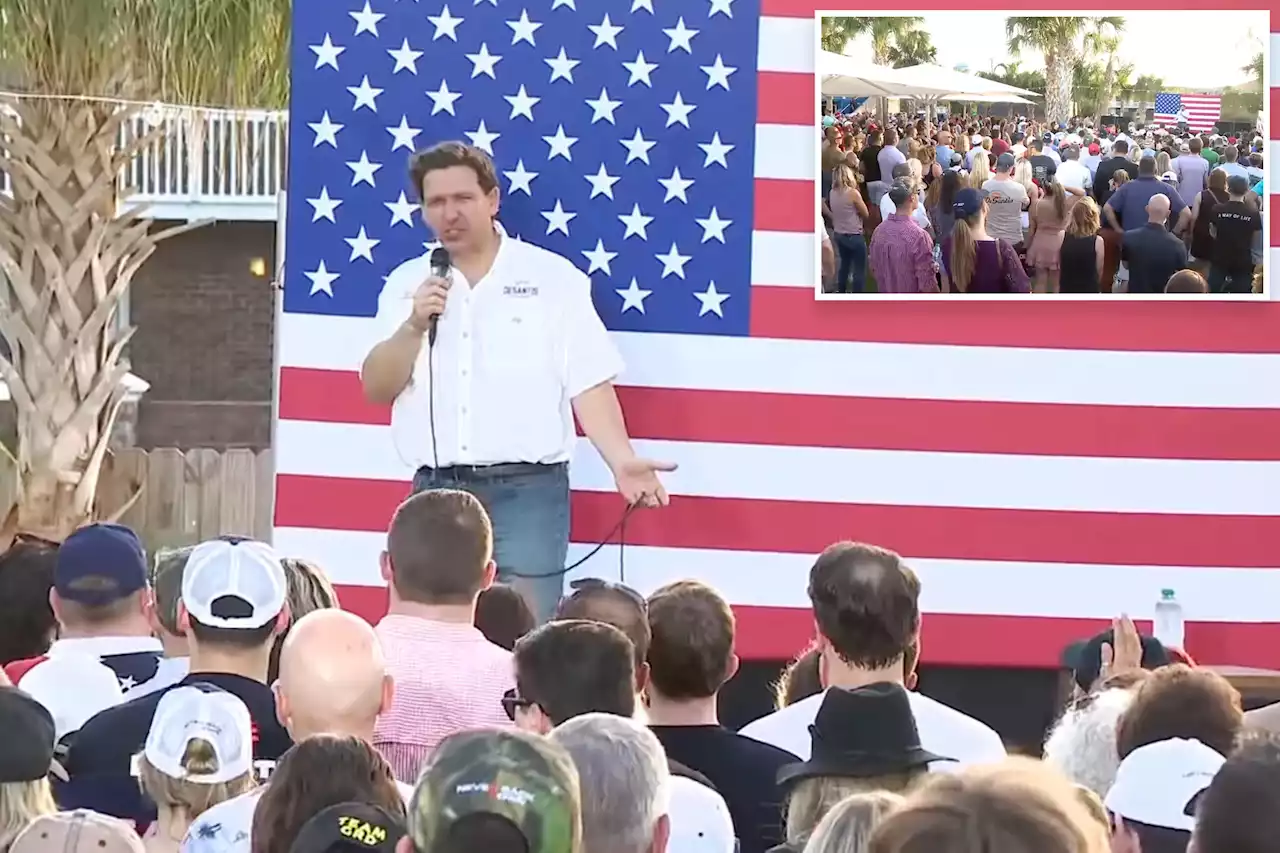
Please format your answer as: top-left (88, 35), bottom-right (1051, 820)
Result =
top-left (481, 301), bottom-right (557, 374)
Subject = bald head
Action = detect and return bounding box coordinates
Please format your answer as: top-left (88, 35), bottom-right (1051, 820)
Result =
top-left (277, 609), bottom-right (391, 740)
top-left (1146, 193), bottom-right (1171, 224)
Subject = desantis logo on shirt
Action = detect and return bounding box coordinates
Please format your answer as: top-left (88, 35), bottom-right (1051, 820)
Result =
top-left (503, 282), bottom-right (538, 297)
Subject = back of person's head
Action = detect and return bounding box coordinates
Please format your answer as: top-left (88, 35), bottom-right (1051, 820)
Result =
top-left (1189, 137), bottom-right (1202, 153)
top-left (808, 542), bottom-right (920, 672)
top-left (1166, 270), bottom-right (1209, 293)
top-left (948, 187), bottom-right (988, 292)
top-left (1192, 730), bottom-right (1280, 853)
top-left (251, 735), bottom-right (404, 853)
top-left (0, 686), bottom-right (58, 847)
top-left (1104, 738), bottom-right (1223, 853)
top-left (475, 583), bottom-right (537, 651)
top-left (9, 810), bottom-right (144, 853)
top-left (268, 557), bottom-right (339, 683)
top-left (411, 728), bottom-right (582, 853)
top-left (140, 685), bottom-right (257, 820)
top-left (555, 579), bottom-right (650, 679)
top-left (788, 776), bottom-right (924, 848)
top-left (276, 609), bottom-right (392, 741)
top-left (867, 758), bottom-right (1108, 853)
top-left (513, 619), bottom-right (635, 729)
top-left (51, 523), bottom-right (150, 633)
top-left (1207, 166), bottom-right (1227, 192)
top-left (151, 545), bottom-right (193, 644)
top-left (180, 538), bottom-right (290, 655)
top-left (1226, 173), bottom-right (1250, 198)
top-left (550, 713), bottom-right (670, 853)
top-left (1137, 156), bottom-right (1157, 177)
top-left (1063, 145), bottom-right (1079, 161)
top-left (1066, 197), bottom-right (1099, 238)
top-left (0, 541), bottom-right (57, 664)
top-left (805, 791), bottom-right (904, 853)
top-left (1115, 664), bottom-right (1242, 759)
top-left (1042, 179), bottom-right (1066, 219)
top-left (645, 580), bottom-right (736, 701)
top-left (1113, 139), bottom-right (1129, 155)
top-left (1043, 687), bottom-right (1135, 798)
top-left (775, 646), bottom-right (823, 709)
top-left (1223, 146), bottom-right (1238, 163)
top-left (383, 489), bottom-right (494, 606)
top-left (287, 802), bottom-right (405, 853)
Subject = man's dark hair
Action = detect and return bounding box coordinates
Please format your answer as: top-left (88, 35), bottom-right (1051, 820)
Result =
top-left (476, 583), bottom-right (536, 651)
top-left (1193, 731), bottom-right (1280, 853)
top-left (555, 585), bottom-right (649, 672)
top-left (1063, 145), bottom-right (1079, 161)
top-left (150, 546), bottom-right (192, 637)
top-left (1115, 664), bottom-right (1242, 758)
top-left (1029, 138), bottom-right (1043, 152)
top-left (408, 141), bottom-right (499, 200)
top-left (513, 620), bottom-right (635, 725)
top-left (1113, 139), bottom-right (1130, 154)
top-left (0, 542), bottom-right (57, 664)
top-left (1122, 821), bottom-right (1189, 853)
top-left (1138, 156), bottom-right (1157, 176)
top-left (1189, 137), bottom-right (1202, 153)
top-left (188, 614), bottom-right (279, 650)
top-left (387, 489), bottom-right (493, 606)
top-left (645, 580), bottom-right (734, 700)
top-left (807, 542), bottom-right (920, 670)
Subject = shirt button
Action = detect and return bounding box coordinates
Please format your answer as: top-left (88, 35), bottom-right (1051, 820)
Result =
top-left (461, 369), bottom-right (468, 376)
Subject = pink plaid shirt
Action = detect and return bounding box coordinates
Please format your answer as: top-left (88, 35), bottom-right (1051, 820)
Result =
top-left (373, 614), bottom-right (515, 783)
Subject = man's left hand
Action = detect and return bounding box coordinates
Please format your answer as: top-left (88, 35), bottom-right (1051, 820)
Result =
top-left (614, 457), bottom-right (677, 508)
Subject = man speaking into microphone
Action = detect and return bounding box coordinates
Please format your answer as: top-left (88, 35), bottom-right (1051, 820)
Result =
top-left (360, 141), bottom-right (674, 620)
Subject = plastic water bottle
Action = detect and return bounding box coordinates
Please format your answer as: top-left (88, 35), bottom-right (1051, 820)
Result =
top-left (1154, 588), bottom-right (1185, 650)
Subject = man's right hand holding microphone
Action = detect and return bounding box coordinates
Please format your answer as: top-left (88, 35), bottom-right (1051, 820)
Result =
top-left (406, 274), bottom-right (450, 335)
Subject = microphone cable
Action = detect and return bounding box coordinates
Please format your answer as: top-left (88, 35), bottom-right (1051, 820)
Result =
top-left (508, 499), bottom-right (639, 583)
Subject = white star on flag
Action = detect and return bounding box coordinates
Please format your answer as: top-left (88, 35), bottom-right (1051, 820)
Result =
top-left (663, 18), bottom-right (698, 53)
top-left (545, 47), bottom-right (580, 83)
top-left (346, 227), bottom-right (381, 262)
top-left (308, 187), bottom-right (342, 222)
top-left (584, 164), bottom-right (621, 199)
top-left (660, 92), bottom-right (697, 128)
top-left (507, 10), bottom-right (542, 45)
top-left (589, 14), bottom-right (624, 49)
top-left (541, 200), bottom-right (576, 235)
top-left (617, 278), bottom-right (652, 313)
top-left (624, 51), bottom-right (658, 87)
top-left (311, 35), bottom-right (345, 70)
top-left (543, 125), bottom-right (578, 161)
top-left (348, 75), bottom-right (383, 111)
top-left (582, 239), bottom-right (618, 274)
top-left (552, 0), bottom-right (576, 8)
top-left (465, 120), bottom-right (500, 154)
top-left (631, 0), bottom-right (654, 11)
top-left (428, 5), bottom-right (464, 40)
top-left (428, 80), bottom-right (462, 115)
top-left (708, 0), bottom-right (735, 18)
top-left (306, 261), bottom-right (339, 296)
top-left (388, 39), bottom-right (423, 74)
top-left (308, 112), bottom-right (343, 147)
top-left (656, 243), bottom-right (692, 279)
top-left (618, 204), bottom-right (654, 240)
top-left (504, 160), bottom-right (538, 195)
top-left (659, 167), bottom-right (694, 203)
top-left (585, 88), bottom-right (622, 124)
top-left (350, 2), bottom-right (385, 36)
top-left (701, 55), bottom-right (736, 90)
top-left (696, 208), bottom-right (732, 243)
top-left (385, 192), bottom-right (417, 226)
top-left (467, 43), bottom-right (502, 78)
top-left (346, 151), bottom-right (382, 186)
top-left (504, 85), bottom-right (540, 120)
top-left (695, 281), bottom-right (730, 316)
top-left (620, 129), bottom-right (656, 164)
top-left (387, 116), bottom-right (422, 151)
top-left (698, 132), bottom-right (734, 167)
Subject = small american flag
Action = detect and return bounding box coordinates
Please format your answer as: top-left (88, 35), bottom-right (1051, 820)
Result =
top-left (276, 1), bottom-right (1280, 668)
top-left (1153, 92), bottom-right (1222, 132)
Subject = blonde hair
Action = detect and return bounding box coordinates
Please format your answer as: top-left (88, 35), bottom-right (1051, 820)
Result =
top-left (1155, 151), bottom-right (1172, 175)
top-left (948, 213), bottom-right (983, 293)
top-left (1065, 197), bottom-right (1100, 238)
top-left (1111, 168), bottom-right (1131, 188)
top-left (804, 791), bottom-right (905, 853)
top-left (834, 161), bottom-right (859, 192)
top-left (867, 758), bottom-right (1109, 853)
top-left (1042, 180), bottom-right (1066, 221)
top-left (139, 737), bottom-right (257, 822)
top-left (1013, 160), bottom-right (1036, 197)
top-left (0, 780), bottom-right (57, 848)
top-left (787, 772), bottom-right (926, 847)
top-left (968, 154), bottom-right (991, 189)
top-left (907, 159), bottom-right (923, 190)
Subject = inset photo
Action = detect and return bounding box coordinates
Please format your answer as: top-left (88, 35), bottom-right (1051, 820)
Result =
top-left (815, 12), bottom-right (1269, 298)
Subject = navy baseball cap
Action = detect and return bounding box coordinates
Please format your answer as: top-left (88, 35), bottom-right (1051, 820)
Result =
top-left (55, 523), bottom-right (148, 606)
top-left (1061, 629), bottom-right (1171, 692)
top-left (952, 187), bottom-right (988, 218)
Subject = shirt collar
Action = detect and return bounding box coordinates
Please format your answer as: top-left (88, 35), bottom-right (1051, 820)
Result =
top-left (48, 635), bottom-right (162, 658)
top-left (378, 613), bottom-right (488, 641)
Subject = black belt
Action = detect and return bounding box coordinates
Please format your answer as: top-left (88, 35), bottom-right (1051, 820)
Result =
top-left (418, 461), bottom-right (566, 479)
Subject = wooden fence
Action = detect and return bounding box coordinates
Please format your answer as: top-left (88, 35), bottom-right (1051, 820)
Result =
top-left (0, 448), bottom-right (275, 551)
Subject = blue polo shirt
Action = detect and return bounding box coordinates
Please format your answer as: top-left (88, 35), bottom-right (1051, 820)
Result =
top-left (1105, 176), bottom-right (1187, 231)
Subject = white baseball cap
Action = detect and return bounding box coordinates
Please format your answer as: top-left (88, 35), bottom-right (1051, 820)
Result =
top-left (667, 776), bottom-right (737, 853)
top-left (181, 538), bottom-right (287, 630)
top-left (1104, 738), bottom-right (1225, 831)
top-left (15, 656), bottom-right (123, 740)
top-left (144, 685), bottom-right (254, 784)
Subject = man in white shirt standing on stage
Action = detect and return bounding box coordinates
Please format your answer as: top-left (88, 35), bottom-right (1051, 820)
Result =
top-left (360, 142), bottom-right (674, 620)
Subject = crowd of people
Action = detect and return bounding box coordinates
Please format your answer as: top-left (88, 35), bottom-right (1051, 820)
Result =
top-left (1, 487), bottom-right (1280, 853)
top-left (819, 109), bottom-right (1266, 294)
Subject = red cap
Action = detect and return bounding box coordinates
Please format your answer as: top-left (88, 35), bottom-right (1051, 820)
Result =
top-left (1228, 136), bottom-right (1237, 144)
top-left (1088, 142), bottom-right (1100, 155)
top-left (991, 138), bottom-right (1009, 157)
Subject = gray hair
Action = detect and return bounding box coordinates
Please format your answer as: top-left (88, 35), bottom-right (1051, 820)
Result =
top-left (1043, 687), bottom-right (1135, 798)
top-left (550, 713), bottom-right (670, 853)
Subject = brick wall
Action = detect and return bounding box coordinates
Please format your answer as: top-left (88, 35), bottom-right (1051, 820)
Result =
top-left (130, 220), bottom-right (276, 450)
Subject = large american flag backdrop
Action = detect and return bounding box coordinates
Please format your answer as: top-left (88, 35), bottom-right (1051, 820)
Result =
top-left (276, 0), bottom-right (1280, 667)
top-left (1153, 92), bottom-right (1223, 133)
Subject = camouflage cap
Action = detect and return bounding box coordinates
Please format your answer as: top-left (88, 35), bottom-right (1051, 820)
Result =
top-left (409, 729), bottom-right (581, 853)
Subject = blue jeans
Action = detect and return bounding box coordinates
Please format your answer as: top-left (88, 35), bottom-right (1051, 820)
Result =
top-left (1208, 264), bottom-right (1253, 294)
top-left (411, 462), bottom-right (570, 622)
top-left (834, 232), bottom-right (867, 293)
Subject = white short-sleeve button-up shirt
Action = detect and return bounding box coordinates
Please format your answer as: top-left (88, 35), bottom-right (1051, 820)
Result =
top-left (365, 225), bottom-right (624, 468)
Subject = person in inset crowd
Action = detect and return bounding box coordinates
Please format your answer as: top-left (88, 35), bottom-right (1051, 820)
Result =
top-left (1057, 198), bottom-right (1104, 293)
top-left (5, 524), bottom-right (163, 695)
top-left (554, 713), bottom-right (737, 853)
top-left (1094, 138), bottom-right (1132, 206)
top-left (940, 188), bottom-right (1031, 294)
top-left (10, 653), bottom-right (123, 744)
top-left (743, 543), bottom-right (1003, 766)
top-left (0, 686), bottom-right (59, 848)
top-left (62, 538), bottom-right (293, 828)
top-left (554, 579), bottom-right (653, 722)
top-left (981, 153), bottom-right (1030, 250)
top-left (1206, 174), bottom-right (1262, 294)
top-left (1120, 194), bottom-right (1189, 294)
top-left (126, 546), bottom-right (195, 701)
top-left (1103, 738), bottom-right (1224, 853)
top-left (138, 686), bottom-right (258, 853)
top-left (1106, 157), bottom-right (1191, 240)
top-left (867, 758), bottom-right (1110, 853)
top-left (9, 810), bottom-right (146, 853)
top-left (401, 728), bottom-right (582, 853)
top-left (1116, 664), bottom-right (1243, 760)
top-left (1055, 145), bottom-right (1093, 197)
top-left (869, 180), bottom-right (938, 294)
top-left (878, 164), bottom-right (931, 233)
top-left (1165, 269), bottom-right (1210, 293)
top-left (773, 647), bottom-right (822, 710)
top-left (475, 583), bottom-right (536, 651)
top-left (373, 490), bottom-right (513, 784)
top-left (802, 792), bottom-right (903, 853)
top-left (1060, 617), bottom-right (1172, 701)
top-left (878, 129), bottom-right (906, 195)
top-left (644, 581), bottom-right (797, 853)
top-left (1191, 731), bottom-right (1280, 853)
top-left (1214, 147), bottom-right (1249, 182)
top-left (267, 558), bottom-right (338, 684)
top-left (287, 802), bottom-right (406, 853)
top-left (1043, 682), bottom-right (1141, 800)
top-left (1173, 138), bottom-right (1210, 206)
top-left (1026, 137), bottom-right (1058, 185)
top-left (250, 736), bottom-right (405, 853)
top-left (0, 541), bottom-right (57, 666)
top-left (774, 684), bottom-right (940, 853)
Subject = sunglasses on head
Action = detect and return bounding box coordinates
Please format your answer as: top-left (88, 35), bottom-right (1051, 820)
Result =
top-left (501, 687), bottom-right (536, 722)
top-left (563, 578), bottom-right (647, 612)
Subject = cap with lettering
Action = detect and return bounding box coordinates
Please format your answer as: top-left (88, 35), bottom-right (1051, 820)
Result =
top-left (9, 810), bottom-right (144, 853)
top-left (409, 729), bottom-right (580, 853)
top-left (1104, 738), bottom-right (1224, 831)
top-left (289, 803), bottom-right (406, 853)
top-left (55, 523), bottom-right (148, 606)
top-left (144, 685), bottom-right (254, 784)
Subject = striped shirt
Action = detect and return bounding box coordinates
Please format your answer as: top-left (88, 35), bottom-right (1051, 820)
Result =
top-left (372, 615), bottom-right (514, 783)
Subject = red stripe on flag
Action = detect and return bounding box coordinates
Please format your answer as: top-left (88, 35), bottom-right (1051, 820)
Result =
top-left (757, 72), bottom-right (815, 126)
top-left (330, 583), bottom-right (1280, 667)
top-left (754, 178), bottom-right (814, 234)
top-left (1272, 89), bottom-right (1280, 140)
top-left (276, 475), bottom-right (1280, 569)
top-left (748, 287), bottom-right (1280, 353)
top-left (277, 371), bottom-right (1280, 460)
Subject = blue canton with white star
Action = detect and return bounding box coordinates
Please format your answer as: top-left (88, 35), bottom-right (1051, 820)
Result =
top-left (284, 0), bottom-right (761, 335)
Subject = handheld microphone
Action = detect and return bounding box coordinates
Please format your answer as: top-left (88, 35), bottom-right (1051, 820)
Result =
top-left (427, 246), bottom-right (451, 347)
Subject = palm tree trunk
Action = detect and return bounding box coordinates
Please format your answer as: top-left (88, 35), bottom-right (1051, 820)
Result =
top-left (1043, 54), bottom-right (1074, 125)
top-left (1095, 55), bottom-right (1116, 130)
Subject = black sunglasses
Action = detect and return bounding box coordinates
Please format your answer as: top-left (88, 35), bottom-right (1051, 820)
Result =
top-left (561, 577), bottom-right (647, 612)
top-left (501, 687), bottom-right (536, 722)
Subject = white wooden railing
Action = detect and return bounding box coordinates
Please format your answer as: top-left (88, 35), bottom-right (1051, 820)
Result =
top-left (1, 105), bottom-right (287, 221)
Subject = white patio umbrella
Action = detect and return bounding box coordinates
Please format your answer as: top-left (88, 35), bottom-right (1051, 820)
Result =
top-left (819, 51), bottom-right (954, 99)
top-left (892, 63), bottom-right (1039, 99)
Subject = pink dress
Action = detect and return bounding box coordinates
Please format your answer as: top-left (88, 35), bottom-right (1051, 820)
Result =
top-left (1027, 198), bottom-right (1068, 271)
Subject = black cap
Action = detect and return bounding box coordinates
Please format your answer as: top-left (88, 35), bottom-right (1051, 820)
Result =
top-left (0, 687), bottom-right (58, 783)
top-left (1061, 630), bottom-right (1170, 692)
top-left (289, 803), bottom-right (406, 853)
